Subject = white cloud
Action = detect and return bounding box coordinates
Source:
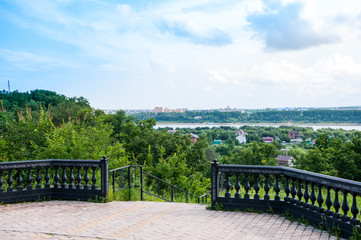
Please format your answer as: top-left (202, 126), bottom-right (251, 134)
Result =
top-left (207, 70), bottom-right (229, 84)
top-left (208, 54), bottom-right (361, 98)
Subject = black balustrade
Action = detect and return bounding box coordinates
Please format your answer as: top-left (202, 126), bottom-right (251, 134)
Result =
top-left (211, 159), bottom-right (361, 238)
top-left (0, 157), bottom-right (108, 204)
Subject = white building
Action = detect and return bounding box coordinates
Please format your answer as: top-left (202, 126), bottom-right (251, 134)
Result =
top-left (235, 130), bottom-right (247, 144)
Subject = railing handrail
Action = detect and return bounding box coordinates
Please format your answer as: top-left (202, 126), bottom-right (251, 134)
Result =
top-left (109, 165), bottom-right (142, 172)
top-left (0, 159), bottom-right (103, 170)
top-left (218, 164), bottom-right (361, 194)
top-left (198, 193), bottom-right (210, 198)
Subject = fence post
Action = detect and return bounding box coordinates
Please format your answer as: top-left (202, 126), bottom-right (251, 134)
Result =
top-left (140, 166), bottom-right (143, 201)
top-left (101, 156), bottom-right (109, 201)
top-left (211, 159), bottom-right (219, 209)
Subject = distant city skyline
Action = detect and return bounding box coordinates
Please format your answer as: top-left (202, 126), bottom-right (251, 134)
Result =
top-left (1, 0), bottom-right (361, 110)
top-left (105, 105), bottom-right (361, 114)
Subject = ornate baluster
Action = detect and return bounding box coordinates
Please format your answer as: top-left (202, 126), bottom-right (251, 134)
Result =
top-left (17, 169), bottom-right (23, 191)
top-left (351, 192), bottom-right (360, 225)
top-left (291, 178), bottom-right (296, 203)
top-left (61, 167), bottom-right (68, 189)
top-left (303, 181), bottom-right (310, 208)
top-left (36, 168), bottom-right (42, 189)
top-left (84, 167), bottom-right (90, 190)
top-left (341, 190), bottom-right (350, 222)
top-left (225, 173), bottom-right (231, 199)
top-left (297, 180), bottom-right (303, 206)
top-left (54, 167), bottom-right (60, 189)
top-left (284, 176), bottom-right (290, 202)
top-left (264, 174), bottom-right (270, 201)
top-left (274, 175), bottom-right (280, 201)
top-left (219, 172), bottom-right (224, 194)
top-left (310, 182), bottom-right (316, 210)
top-left (7, 169), bottom-right (13, 191)
top-left (234, 174), bottom-right (240, 199)
top-left (0, 170), bottom-right (3, 192)
top-left (244, 173), bottom-right (250, 199)
top-left (317, 184), bottom-right (324, 212)
top-left (45, 167), bottom-right (50, 188)
top-left (254, 174), bottom-right (260, 200)
top-left (69, 167), bottom-right (75, 189)
top-left (26, 168), bottom-right (32, 190)
top-left (76, 167), bottom-right (83, 189)
top-left (325, 186), bottom-right (333, 215)
top-left (333, 188), bottom-right (341, 219)
top-left (91, 167), bottom-right (97, 190)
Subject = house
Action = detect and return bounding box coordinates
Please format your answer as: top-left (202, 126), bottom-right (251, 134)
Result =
top-left (213, 140), bottom-right (222, 145)
top-left (277, 155), bottom-right (295, 167)
top-left (167, 129), bottom-right (177, 133)
top-left (190, 133), bottom-right (199, 143)
top-left (235, 130), bottom-right (247, 144)
top-left (263, 137), bottom-right (274, 143)
top-left (288, 130), bottom-right (302, 140)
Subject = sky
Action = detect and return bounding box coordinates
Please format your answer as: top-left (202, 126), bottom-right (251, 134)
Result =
top-left (1, 0), bottom-right (361, 110)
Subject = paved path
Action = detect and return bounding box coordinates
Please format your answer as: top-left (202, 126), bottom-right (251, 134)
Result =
top-left (0, 201), bottom-right (342, 240)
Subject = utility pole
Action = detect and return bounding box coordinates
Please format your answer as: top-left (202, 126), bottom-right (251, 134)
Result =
top-left (8, 80), bottom-right (10, 92)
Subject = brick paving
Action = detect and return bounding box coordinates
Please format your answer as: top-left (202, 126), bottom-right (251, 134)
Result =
top-left (0, 201), bottom-right (343, 240)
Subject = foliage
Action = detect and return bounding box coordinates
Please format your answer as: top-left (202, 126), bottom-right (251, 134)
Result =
top-left (220, 142), bottom-right (278, 166)
top-left (294, 132), bottom-right (361, 181)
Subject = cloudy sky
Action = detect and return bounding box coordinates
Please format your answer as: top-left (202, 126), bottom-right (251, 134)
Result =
top-left (1, 0), bottom-right (361, 110)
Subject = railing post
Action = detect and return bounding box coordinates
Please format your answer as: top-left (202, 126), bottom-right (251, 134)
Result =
top-left (112, 171), bottom-right (115, 193)
top-left (101, 156), bottom-right (109, 201)
top-left (211, 159), bottom-right (219, 209)
top-left (128, 166), bottom-right (131, 200)
top-left (171, 186), bottom-right (174, 202)
top-left (140, 166), bottom-right (143, 201)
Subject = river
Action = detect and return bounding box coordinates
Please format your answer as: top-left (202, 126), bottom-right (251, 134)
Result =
top-left (155, 123), bottom-right (361, 131)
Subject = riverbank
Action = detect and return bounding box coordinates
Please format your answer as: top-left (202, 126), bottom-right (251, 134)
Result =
top-left (156, 122), bottom-right (361, 126)
top-left (155, 122), bottom-right (361, 131)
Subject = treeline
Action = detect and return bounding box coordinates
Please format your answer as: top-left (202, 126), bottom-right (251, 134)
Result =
top-left (133, 109), bottom-right (361, 123)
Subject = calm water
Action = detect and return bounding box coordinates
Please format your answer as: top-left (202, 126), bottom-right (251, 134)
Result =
top-left (156, 123), bottom-right (361, 131)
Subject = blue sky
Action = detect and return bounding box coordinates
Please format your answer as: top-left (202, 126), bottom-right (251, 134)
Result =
top-left (1, 0), bottom-right (361, 110)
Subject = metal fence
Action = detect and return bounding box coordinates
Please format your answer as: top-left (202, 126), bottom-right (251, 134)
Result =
top-left (110, 165), bottom-right (209, 204)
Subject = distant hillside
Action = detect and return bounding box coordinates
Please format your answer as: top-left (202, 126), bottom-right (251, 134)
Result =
top-left (132, 110), bottom-right (361, 124)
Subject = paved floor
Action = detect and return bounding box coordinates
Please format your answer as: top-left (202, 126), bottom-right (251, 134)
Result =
top-left (0, 201), bottom-right (342, 240)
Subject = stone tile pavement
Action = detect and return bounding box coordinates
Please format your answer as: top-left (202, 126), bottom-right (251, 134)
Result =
top-left (0, 201), bottom-right (343, 240)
